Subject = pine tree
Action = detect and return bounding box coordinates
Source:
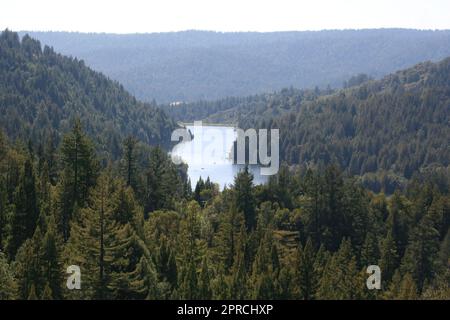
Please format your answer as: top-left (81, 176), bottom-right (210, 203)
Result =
top-left (194, 177), bottom-right (205, 205)
top-left (252, 271), bottom-right (276, 300)
top-left (250, 230), bottom-right (279, 299)
top-left (178, 201), bottom-right (206, 299)
top-left (214, 207), bottom-right (245, 270)
top-left (128, 255), bottom-right (160, 300)
top-left (156, 236), bottom-right (178, 290)
top-left (302, 169), bottom-right (324, 247)
top-left (64, 175), bottom-right (143, 299)
top-left (233, 166), bottom-right (256, 231)
top-left (277, 265), bottom-right (294, 299)
top-left (296, 238), bottom-right (317, 300)
top-left (400, 213), bottom-right (440, 291)
top-left (14, 228), bottom-right (44, 299)
top-left (387, 192), bottom-right (410, 258)
top-left (122, 136), bottom-right (138, 189)
top-left (107, 224), bottom-right (147, 299)
top-left (144, 146), bottom-right (181, 214)
top-left (316, 238), bottom-right (361, 299)
top-left (8, 157), bottom-right (39, 258)
top-left (360, 231), bottom-right (380, 269)
top-left (379, 230), bottom-right (399, 283)
top-left (322, 166), bottom-right (347, 251)
top-left (229, 226), bottom-right (248, 299)
top-left (198, 256), bottom-right (212, 299)
top-left (111, 181), bottom-right (139, 225)
top-left (39, 215), bottom-right (63, 299)
top-left (180, 259), bottom-right (198, 299)
top-left (58, 120), bottom-right (98, 240)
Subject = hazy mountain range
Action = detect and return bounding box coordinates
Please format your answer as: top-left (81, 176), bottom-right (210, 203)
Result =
top-left (21, 29), bottom-right (450, 103)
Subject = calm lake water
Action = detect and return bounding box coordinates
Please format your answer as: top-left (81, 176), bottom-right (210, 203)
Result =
top-left (170, 125), bottom-right (268, 189)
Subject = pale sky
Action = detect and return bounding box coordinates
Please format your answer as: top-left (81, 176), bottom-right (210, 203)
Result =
top-left (1, 0), bottom-right (450, 33)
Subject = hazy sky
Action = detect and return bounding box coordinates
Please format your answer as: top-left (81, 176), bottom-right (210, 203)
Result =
top-left (2, 0), bottom-right (450, 33)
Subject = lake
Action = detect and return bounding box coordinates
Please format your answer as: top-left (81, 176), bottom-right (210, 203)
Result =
top-left (170, 124), bottom-right (268, 189)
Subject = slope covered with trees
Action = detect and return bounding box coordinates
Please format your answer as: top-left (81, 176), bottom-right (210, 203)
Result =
top-left (1, 124), bottom-right (449, 299)
top-left (23, 29), bottom-right (450, 103)
top-left (0, 31), bottom-right (448, 301)
top-left (168, 58), bottom-right (450, 193)
top-left (0, 30), bottom-right (176, 160)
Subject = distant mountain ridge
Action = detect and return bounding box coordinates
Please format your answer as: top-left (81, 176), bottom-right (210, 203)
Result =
top-left (21, 29), bottom-right (450, 103)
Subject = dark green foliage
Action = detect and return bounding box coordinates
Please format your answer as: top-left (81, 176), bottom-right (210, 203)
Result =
top-left (122, 136), bottom-right (138, 189)
top-left (194, 177), bottom-right (219, 207)
top-left (234, 167), bottom-right (256, 231)
top-left (0, 30), bottom-right (176, 159)
top-left (400, 213), bottom-right (441, 291)
top-left (57, 120), bottom-right (98, 241)
top-left (296, 239), bottom-right (317, 300)
top-left (144, 146), bottom-right (185, 214)
top-left (0, 30), bottom-right (449, 301)
top-left (169, 58), bottom-right (450, 193)
top-left (8, 157), bottom-right (39, 258)
top-left (1, 122), bottom-right (449, 299)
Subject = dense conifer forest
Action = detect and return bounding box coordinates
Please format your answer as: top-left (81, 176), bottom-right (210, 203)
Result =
top-left (0, 30), bottom-right (176, 161)
top-left (166, 58), bottom-right (450, 193)
top-left (0, 30), bottom-right (449, 300)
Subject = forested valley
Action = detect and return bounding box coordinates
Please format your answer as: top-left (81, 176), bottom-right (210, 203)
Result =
top-left (0, 30), bottom-right (449, 300)
top-left (166, 58), bottom-right (450, 194)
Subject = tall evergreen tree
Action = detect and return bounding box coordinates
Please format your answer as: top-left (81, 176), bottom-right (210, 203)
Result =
top-left (155, 236), bottom-right (178, 292)
top-left (214, 207), bottom-right (245, 270)
top-left (360, 231), bottom-right (380, 269)
top-left (198, 256), bottom-right (212, 299)
top-left (14, 228), bottom-right (44, 299)
top-left (234, 166), bottom-right (256, 231)
top-left (228, 225), bottom-right (248, 299)
top-left (122, 136), bottom-right (138, 189)
top-left (316, 239), bottom-right (363, 299)
top-left (128, 254), bottom-right (160, 299)
top-left (400, 213), bottom-right (440, 291)
top-left (296, 238), bottom-right (317, 300)
top-left (64, 175), bottom-right (143, 299)
top-left (145, 146), bottom-right (181, 214)
top-left (58, 120), bottom-right (98, 240)
top-left (39, 215), bottom-right (63, 299)
top-left (8, 157), bottom-right (39, 258)
top-left (379, 230), bottom-right (399, 284)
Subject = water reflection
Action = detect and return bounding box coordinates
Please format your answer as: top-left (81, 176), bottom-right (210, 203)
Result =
top-left (171, 125), bottom-right (267, 189)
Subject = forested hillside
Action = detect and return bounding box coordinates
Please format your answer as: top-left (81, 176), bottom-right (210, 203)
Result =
top-left (0, 30), bottom-right (449, 300)
top-left (1, 126), bottom-right (449, 299)
top-left (0, 30), bottom-right (176, 161)
top-left (23, 29), bottom-right (450, 103)
top-left (168, 59), bottom-right (450, 193)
